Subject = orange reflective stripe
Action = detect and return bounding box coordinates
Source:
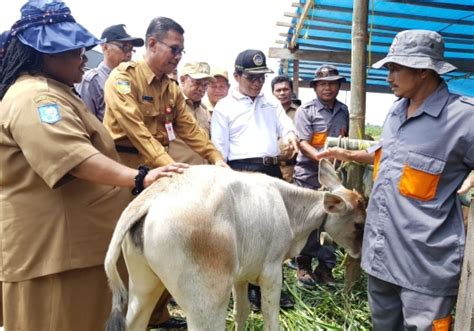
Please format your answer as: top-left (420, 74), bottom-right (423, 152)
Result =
top-left (432, 314), bottom-right (452, 331)
top-left (399, 164), bottom-right (441, 201)
top-left (372, 148), bottom-right (382, 181)
top-left (310, 131), bottom-right (328, 148)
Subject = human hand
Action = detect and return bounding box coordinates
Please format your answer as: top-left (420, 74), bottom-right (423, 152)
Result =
top-left (316, 147), bottom-right (350, 162)
top-left (287, 132), bottom-right (300, 153)
top-left (215, 159), bottom-right (230, 168)
top-left (144, 163), bottom-right (189, 187)
top-left (457, 175), bottom-right (474, 195)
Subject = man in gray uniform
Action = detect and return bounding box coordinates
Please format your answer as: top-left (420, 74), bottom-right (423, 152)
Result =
top-left (318, 30), bottom-right (474, 331)
top-left (293, 65), bottom-right (349, 289)
top-left (76, 24), bottom-right (144, 121)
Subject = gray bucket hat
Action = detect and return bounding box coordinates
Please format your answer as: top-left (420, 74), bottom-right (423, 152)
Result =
top-left (372, 30), bottom-right (457, 75)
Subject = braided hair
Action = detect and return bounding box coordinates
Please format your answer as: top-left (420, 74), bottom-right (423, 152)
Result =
top-left (0, 36), bottom-right (43, 100)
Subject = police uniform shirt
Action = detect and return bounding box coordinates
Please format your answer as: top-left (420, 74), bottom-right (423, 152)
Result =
top-left (0, 74), bottom-right (131, 282)
top-left (293, 97), bottom-right (349, 188)
top-left (211, 87), bottom-right (296, 161)
top-left (167, 97), bottom-right (210, 165)
top-left (103, 59), bottom-right (223, 167)
top-left (75, 61), bottom-right (111, 121)
top-left (363, 81), bottom-right (474, 296)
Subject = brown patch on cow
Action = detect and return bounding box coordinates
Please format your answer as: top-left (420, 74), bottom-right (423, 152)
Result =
top-left (188, 216), bottom-right (235, 276)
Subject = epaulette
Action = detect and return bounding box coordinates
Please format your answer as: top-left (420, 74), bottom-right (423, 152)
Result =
top-left (300, 100), bottom-right (315, 109)
top-left (82, 68), bottom-right (99, 82)
top-left (459, 95), bottom-right (474, 107)
top-left (117, 60), bottom-right (137, 72)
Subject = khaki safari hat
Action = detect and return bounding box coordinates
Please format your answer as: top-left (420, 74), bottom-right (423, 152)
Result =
top-left (211, 67), bottom-right (229, 81)
top-left (235, 49), bottom-right (274, 74)
top-left (310, 64), bottom-right (346, 88)
top-left (372, 29), bottom-right (457, 75)
top-left (180, 61), bottom-right (213, 79)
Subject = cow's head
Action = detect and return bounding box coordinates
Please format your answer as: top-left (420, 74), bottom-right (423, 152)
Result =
top-left (318, 159), bottom-right (366, 258)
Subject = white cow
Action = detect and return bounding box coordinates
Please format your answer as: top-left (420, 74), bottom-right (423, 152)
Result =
top-left (105, 159), bottom-right (365, 331)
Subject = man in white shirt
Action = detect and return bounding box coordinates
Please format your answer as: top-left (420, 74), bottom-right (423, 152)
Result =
top-left (211, 49), bottom-right (298, 311)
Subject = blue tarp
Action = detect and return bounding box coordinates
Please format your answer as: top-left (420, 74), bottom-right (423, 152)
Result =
top-left (279, 0), bottom-right (474, 97)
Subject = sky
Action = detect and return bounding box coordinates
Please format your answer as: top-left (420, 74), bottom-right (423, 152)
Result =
top-left (1, 0), bottom-right (396, 125)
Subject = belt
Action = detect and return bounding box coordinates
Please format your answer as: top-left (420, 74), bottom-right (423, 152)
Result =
top-left (230, 157), bottom-right (279, 166)
top-left (116, 145), bottom-right (169, 154)
top-left (116, 145), bottom-right (139, 154)
top-left (280, 159), bottom-right (297, 166)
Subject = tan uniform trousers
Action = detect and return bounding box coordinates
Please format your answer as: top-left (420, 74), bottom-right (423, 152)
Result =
top-left (2, 264), bottom-right (170, 330)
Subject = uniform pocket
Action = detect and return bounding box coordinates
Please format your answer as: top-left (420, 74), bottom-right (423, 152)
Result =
top-left (310, 130), bottom-right (328, 148)
top-left (399, 151), bottom-right (445, 201)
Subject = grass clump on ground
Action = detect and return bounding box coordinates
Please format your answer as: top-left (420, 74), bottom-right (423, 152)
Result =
top-left (225, 249), bottom-right (372, 330)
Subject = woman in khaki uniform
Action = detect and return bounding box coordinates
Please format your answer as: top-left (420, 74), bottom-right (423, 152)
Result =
top-left (0, 1), bottom-right (185, 330)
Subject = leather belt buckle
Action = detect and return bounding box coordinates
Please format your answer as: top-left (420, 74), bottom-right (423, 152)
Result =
top-left (263, 156), bottom-right (278, 166)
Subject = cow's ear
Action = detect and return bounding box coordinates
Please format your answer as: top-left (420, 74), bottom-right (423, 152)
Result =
top-left (323, 192), bottom-right (348, 214)
top-left (319, 159), bottom-right (342, 191)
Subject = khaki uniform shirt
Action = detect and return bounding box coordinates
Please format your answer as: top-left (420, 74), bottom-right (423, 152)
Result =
top-left (168, 97), bottom-right (210, 165)
top-left (0, 74), bottom-right (131, 282)
top-left (103, 60), bottom-right (223, 168)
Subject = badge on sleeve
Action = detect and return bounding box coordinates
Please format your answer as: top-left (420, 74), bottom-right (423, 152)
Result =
top-left (115, 80), bottom-right (131, 94)
top-left (37, 103), bottom-right (61, 124)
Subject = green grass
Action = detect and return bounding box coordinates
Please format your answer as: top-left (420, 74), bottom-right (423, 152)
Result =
top-left (225, 249), bottom-right (371, 330)
top-left (166, 249), bottom-right (372, 330)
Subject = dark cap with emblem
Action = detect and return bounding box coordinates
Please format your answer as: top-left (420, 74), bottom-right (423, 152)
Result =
top-left (101, 24), bottom-right (144, 47)
top-left (235, 49), bottom-right (274, 74)
top-left (310, 64), bottom-right (346, 88)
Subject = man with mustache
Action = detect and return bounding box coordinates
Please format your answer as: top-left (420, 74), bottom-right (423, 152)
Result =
top-left (318, 30), bottom-right (474, 330)
top-left (293, 64), bottom-right (349, 290)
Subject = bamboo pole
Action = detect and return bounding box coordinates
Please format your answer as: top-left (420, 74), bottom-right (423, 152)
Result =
top-left (344, 0), bottom-right (369, 291)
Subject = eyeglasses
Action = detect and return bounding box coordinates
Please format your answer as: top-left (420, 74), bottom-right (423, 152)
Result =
top-left (242, 73), bottom-right (266, 83)
top-left (109, 42), bottom-right (135, 54)
top-left (157, 40), bottom-right (185, 56)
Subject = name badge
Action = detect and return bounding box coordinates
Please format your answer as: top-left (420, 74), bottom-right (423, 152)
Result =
top-left (165, 122), bottom-right (176, 141)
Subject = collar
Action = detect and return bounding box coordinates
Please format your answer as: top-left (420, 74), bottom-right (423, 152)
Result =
top-left (315, 97), bottom-right (341, 113)
top-left (98, 61), bottom-right (112, 75)
top-left (393, 80), bottom-right (449, 120)
top-left (231, 86), bottom-right (264, 101)
top-left (184, 95), bottom-right (202, 109)
top-left (139, 59), bottom-right (162, 86)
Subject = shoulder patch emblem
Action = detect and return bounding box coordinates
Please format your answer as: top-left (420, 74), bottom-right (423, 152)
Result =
top-left (37, 103), bottom-right (61, 124)
top-left (115, 80), bottom-right (131, 94)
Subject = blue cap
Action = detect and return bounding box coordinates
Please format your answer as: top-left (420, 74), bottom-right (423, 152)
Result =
top-left (9, 0), bottom-right (102, 55)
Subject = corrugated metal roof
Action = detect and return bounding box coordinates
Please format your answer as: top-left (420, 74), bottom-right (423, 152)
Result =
top-left (270, 0), bottom-right (474, 97)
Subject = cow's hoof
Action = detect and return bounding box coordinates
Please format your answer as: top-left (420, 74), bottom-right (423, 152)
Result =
top-left (148, 317), bottom-right (187, 329)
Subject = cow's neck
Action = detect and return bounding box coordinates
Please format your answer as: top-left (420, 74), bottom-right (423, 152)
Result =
top-left (277, 182), bottom-right (327, 236)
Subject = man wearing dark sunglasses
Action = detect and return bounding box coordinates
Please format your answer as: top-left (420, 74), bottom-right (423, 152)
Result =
top-left (211, 49), bottom-right (299, 312)
top-left (76, 24), bottom-right (144, 121)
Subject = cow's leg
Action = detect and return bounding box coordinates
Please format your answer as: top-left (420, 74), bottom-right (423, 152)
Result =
top-left (122, 236), bottom-right (166, 331)
top-left (232, 281), bottom-right (250, 331)
top-left (259, 265), bottom-right (282, 331)
top-left (166, 269), bottom-right (232, 330)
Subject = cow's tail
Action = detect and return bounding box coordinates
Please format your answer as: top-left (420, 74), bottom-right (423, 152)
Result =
top-left (104, 199), bottom-right (151, 331)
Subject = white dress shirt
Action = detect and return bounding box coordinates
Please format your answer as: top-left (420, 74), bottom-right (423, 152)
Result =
top-left (211, 87), bottom-right (296, 161)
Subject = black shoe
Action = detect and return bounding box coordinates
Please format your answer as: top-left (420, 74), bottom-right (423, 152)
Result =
top-left (248, 287), bottom-right (261, 312)
top-left (279, 291), bottom-right (295, 309)
top-left (148, 317), bottom-right (187, 329)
